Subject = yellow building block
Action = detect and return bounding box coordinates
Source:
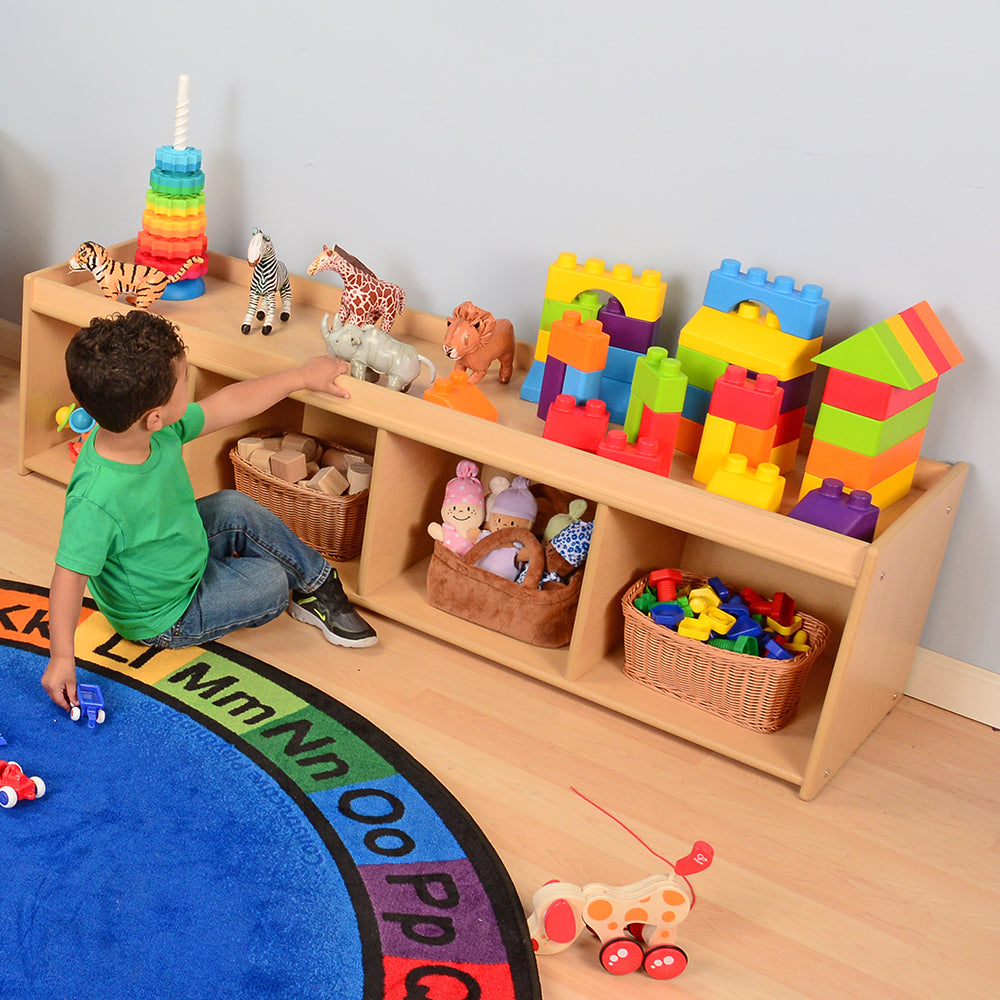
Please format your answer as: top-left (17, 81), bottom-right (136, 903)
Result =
top-left (768, 438), bottom-right (799, 475)
top-left (534, 328), bottom-right (551, 362)
top-left (693, 413), bottom-right (736, 484)
top-left (544, 252), bottom-right (666, 323)
top-left (679, 304), bottom-right (823, 381)
top-left (707, 455), bottom-right (786, 511)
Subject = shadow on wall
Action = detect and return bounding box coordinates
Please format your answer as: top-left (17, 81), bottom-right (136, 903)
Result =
top-left (0, 132), bottom-right (50, 328)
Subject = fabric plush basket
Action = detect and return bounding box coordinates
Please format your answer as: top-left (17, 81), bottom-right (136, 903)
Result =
top-left (229, 431), bottom-right (368, 562)
top-left (621, 573), bottom-right (831, 733)
top-left (426, 527), bottom-right (583, 648)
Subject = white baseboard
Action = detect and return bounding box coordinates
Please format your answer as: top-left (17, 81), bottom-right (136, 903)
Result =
top-left (905, 647), bottom-right (1000, 728)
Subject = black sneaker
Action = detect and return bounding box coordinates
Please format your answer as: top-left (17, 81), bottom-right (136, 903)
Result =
top-left (289, 570), bottom-right (378, 648)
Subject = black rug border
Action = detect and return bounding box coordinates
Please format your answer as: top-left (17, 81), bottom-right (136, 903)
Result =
top-left (1, 579), bottom-right (542, 1000)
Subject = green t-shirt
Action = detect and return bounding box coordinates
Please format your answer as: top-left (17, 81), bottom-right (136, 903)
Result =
top-left (55, 403), bottom-right (209, 640)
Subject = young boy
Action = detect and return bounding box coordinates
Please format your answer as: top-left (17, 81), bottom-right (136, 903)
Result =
top-left (41, 311), bottom-right (377, 713)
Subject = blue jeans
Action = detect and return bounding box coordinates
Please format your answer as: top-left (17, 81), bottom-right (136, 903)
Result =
top-left (142, 490), bottom-right (331, 648)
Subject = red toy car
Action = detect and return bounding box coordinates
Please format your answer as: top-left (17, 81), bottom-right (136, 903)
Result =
top-left (0, 760), bottom-right (46, 808)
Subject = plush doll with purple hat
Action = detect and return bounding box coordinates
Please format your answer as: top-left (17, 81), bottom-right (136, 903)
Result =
top-left (475, 476), bottom-right (538, 580)
top-left (428, 459), bottom-right (486, 555)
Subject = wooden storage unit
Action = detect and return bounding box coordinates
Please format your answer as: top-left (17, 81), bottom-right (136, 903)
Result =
top-left (19, 241), bottom-right (967, 799)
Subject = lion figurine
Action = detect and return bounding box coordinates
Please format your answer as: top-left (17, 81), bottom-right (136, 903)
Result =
top-left (442, 301), bottom-right (516, 385)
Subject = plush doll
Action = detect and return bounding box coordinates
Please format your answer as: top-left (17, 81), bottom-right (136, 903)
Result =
top-left (475, 476), bottom-right (538, 580)
top-left (542, 498), bottom-right (588, 542)
top-left (518, 518), bottom-right (594, 588)
top-left (427, 459), bottom-right (485, 555)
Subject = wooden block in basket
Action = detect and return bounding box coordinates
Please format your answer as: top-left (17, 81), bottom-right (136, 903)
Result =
top-left (621, 573), bottom-right (831, 733)
top-left (229, 430), bottom-right (368, 562)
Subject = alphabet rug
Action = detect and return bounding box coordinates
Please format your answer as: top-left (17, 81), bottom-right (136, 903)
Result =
top-left (0, 580), bottom-right (541, 1000)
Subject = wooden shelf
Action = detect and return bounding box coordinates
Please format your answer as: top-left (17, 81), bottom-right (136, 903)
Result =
top-left (18, 240), bottom-right (968, 799)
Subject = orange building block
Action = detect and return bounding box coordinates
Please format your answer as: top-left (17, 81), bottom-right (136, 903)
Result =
top-left (802, 429), bottom-right (925, 495)
top-left (423, 370), bottom-right (498, 421)
top-left (547, 311), bottom-right (610, 372)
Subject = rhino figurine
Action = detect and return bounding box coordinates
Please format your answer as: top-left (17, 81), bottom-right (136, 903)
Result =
top-left (320, 313), bottom-right (436, 392)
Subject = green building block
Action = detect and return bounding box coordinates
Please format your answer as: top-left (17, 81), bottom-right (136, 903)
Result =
top-left (623, 348), bottom-right (688, 440)
top-left (539, 291), bottom-right (602, 332)
top-left (676, 343), bottom-right (730, 392)
top-left (812, 395), bottom-right (934, 456)
top-left (812, 320), bottom-right (924, 390)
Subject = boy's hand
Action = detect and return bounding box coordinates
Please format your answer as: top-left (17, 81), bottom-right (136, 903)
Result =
top-left (299, 356), bottom-right (352, 399)
top-left (41, 655), bottom-right (79, 712)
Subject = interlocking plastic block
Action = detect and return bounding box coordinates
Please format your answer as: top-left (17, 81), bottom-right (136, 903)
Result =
top-left (597, 373), bottom-right (631, 425)
top-left (799, 461), bottom-right (916, 511)
top-left (548, 311), bottom-right (609, 371)
top-left (561, 364), bottom-right (604, 403)
top-left (693, 413), bottom-right (736, 484)
top-left (679, 304), bottom-right (824, 381)
top-left (708, 365), bottom-right (784, 428)
top-left (596, 430), bottom-right (671, 476)
top-left (773, 405), bottom-right (807, 446)
top-left (821, 367), bottom-right (939, 421)
top-left (768, 439), bottom-right (799, 477)
top-left (802, 429), bottom-right (925, 493)
top-left (731, 422), bottom-right (776, 468)
top-left (773, 370), bottom-right (815, 413)
top-left (789, 477), bottom-right (880, 541)
top-left (154, 144), bottom-right (203, 173)
top-left (537, 355), bottom-right (568, 419)
top-left (149, 167), bottom-right (206, 195)
top-left (703, 259), bottom-right (829, 341)
top-left (544, 252), bottom-right (667, 323)
top-left (812, 395), bottom-right (934, 456)
top-left (423, 370), bottom-right (498, 420)
top-left (628, 348), bottom-right (688, 414)
top-left (675, 416), bottom-right (704, 456)
top-left (520, 358), bottom-right (545, 402)
top-left (903, 302), bottom-right (965, 372)
top-left (597, 296), bottom-right (658, 353)
top-left (539, 291), bottom-right (601, 332)
top-left (543, 395), bottom-right (610, 452)
top-left (604, 345), bottom-right (641, 383)
top-left (706, 455), bottom-right (785, 511)
top-left (637, 407), bottom-right (681, 455)
top-left (676, 344), bottom-right (730, 392)
top-left (681, 384), bottom-right (712, 424)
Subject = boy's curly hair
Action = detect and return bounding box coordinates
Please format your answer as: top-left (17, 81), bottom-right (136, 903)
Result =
top-left (65, 312), bottom-right (188, 433)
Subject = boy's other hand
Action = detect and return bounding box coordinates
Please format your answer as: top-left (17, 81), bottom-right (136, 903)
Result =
top-left (300, 356), bottom-right (352, 399)
top-left (41, 655), bottom-right (79, 712)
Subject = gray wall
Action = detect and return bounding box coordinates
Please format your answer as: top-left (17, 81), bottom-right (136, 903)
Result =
top-left (2, 2), bottom-right (995, 675)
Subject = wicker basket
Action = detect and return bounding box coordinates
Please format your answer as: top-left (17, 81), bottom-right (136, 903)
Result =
top-left (229, 432), bottom-right (368, 562)
top-left (621, 573), bottom-right (830, 733)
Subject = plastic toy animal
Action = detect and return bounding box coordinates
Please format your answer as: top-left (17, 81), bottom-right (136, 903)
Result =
top-left (241, 228), bottom-right (292, 335)
top-left (320, 312), bottom-right (435, 392)
top-left (443, 301), bottom-right (517, 385)
top-left (307, 245), bottom-right (405, 333)
top-left (69, 241), bottom-right (204, 310)
top-left (0, 760), bottom-right (46, 808)
top-left (526, 840), bottom-right (713, 981)
top-left (70, 683), bottom-right (106, 729)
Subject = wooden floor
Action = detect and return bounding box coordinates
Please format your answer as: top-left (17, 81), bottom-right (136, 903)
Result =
top-left (3, 356), bottom-right (998, 1000)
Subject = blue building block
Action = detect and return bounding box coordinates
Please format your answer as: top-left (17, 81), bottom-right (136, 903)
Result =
top-left (598, 374), bottom-right (631, 424)
top-left (561, 364), bottom-right (604, 403)
top-left (703, 259), bottom-right (829, 341)
top-left (521, 358), bottom-right (545, 402)
top-left (681, 384), bottom-right (712, 424)
top-left (604, 345), bottom-right (641, 382)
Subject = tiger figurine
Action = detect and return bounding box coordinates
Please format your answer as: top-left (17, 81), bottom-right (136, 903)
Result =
top-left (69, 241), bottom-right (205, 310)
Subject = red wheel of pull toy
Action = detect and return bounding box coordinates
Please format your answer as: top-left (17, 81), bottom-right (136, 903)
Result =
top-left (643, 944), bottom-right (688, 979)
top-left (599, 937), bottom-right (644, 975)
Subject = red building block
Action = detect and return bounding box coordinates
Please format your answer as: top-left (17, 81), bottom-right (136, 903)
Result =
top-left (543, 394), bottom-right (610, 452)
top-left (821, 367), bottom-right (939, 421)
top-left (709, 365), bottom-right (784, 428)
top-left (597, 430), bottom-right (671, 476)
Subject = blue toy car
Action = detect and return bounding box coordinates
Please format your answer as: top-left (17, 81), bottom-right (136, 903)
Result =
top-left (70, 684), bottom-right (106, 729)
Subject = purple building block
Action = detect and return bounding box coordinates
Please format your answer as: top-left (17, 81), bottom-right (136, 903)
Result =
top-left (788, 478), bottom-right (880, 542)
top-left (597, 296), bottom-right (658, 353)
top-left (537, 356), bottom-right (568, 420)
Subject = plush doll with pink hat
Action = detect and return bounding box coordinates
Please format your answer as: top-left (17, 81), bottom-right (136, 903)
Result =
top-left (428, 459), bottom-right (486, 555)
top-left (475, 476), bottom-right (538, 580)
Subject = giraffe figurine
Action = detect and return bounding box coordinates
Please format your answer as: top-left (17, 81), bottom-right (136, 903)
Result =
top-left (306, 245), bottom-right (406, 334)
top-left (525, 840), bottom-right (713, 981)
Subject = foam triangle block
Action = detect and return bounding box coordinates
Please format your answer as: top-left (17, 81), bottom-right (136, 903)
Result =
top-left (813, 321), bottom-right (924, 389)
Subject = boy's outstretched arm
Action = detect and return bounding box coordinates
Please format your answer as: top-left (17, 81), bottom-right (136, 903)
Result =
top-left (42, 565), bottom-right (89, 710)
top-left (198, 356), bottom-right (352, 437)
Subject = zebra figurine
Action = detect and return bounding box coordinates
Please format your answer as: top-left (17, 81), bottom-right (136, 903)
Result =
top-left (241, 228), bottom-right (292, 335)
